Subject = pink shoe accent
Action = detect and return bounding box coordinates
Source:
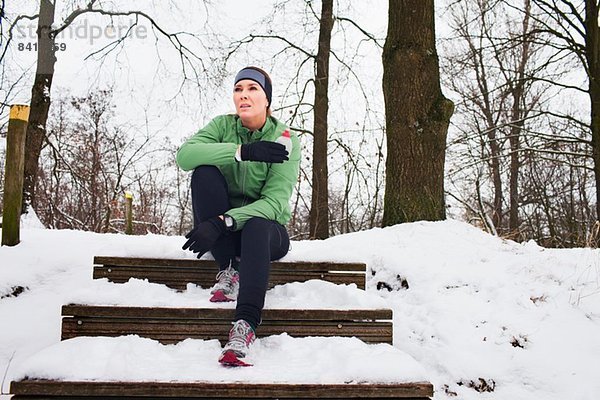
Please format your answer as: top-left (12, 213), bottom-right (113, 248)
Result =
top-left (219, 350), bottom-right (253, 367)
top-left (209, 290), bottom-right (235, 303)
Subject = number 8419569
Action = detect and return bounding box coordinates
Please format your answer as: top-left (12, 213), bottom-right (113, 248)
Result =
top-left (17, 42), bottom-right (67, 51)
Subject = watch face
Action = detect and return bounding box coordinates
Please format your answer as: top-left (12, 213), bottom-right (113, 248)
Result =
top-left (225, 216), bottom-right (234, 228)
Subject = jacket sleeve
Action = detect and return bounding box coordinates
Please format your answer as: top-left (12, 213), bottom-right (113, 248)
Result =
top-left (226, 133), bottom-right (301, 230)
top-left (176, 116), bottom-right (238, 171)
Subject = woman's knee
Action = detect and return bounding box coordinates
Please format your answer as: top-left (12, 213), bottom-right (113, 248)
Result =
top-left (243, 217), bottom-right (272, 234)
top-left (191, 165), bottom-right (222, 184)
top-left (241, 218), bottom-right (275, 244)
top-left (242, 218), bottom-right (289, 260)
top-left (191, 166), bottom-right (229, 197)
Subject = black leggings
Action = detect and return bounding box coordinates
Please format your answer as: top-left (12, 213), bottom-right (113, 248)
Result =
top-left (191, 166), bottom-right (290, 328)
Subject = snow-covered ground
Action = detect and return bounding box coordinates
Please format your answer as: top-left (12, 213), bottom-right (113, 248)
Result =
top-left (1, 218), bottom-right (599, 399)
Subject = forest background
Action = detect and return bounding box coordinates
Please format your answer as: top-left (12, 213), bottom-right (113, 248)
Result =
top-left (0, 0), bottom-right (597, 248)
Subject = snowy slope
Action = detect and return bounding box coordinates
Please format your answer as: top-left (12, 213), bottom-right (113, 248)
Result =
top-left (1, 220), bottom-right (599, 399)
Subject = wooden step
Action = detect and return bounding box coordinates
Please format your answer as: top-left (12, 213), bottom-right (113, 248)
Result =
top-left (93, 256), bottom-right (367, 290)
top-left (61, 304), bottom-right (394, 344)
top-left (11, 379), bottom-right (433, 399)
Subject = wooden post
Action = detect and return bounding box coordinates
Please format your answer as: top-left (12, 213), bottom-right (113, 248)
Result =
top-left (2, 105), bottom-right (30, 246)
top-left (125, 191), bottom-right (133, 235)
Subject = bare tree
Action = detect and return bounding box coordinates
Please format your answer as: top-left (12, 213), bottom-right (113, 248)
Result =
top-left (443, 0), bottom-right (546, 237)
top-left (169, 146), bottom-right (193, 236)
top-left (506, 0), bottom-right (534, 232)
top-left (309, 0), bottom-right (333, 239)
top-left (36, 90), bottom-right (156, 232)
top-left (0, 0), bottom-right (217, 214)
top-left (443, 0), bottom-right (510, 230)
top-left (503, 0), bottom-right (600, 244)
top-left (443, 0), bottom-right (596, 246)
top-left (225, 1), bottom-right (384, 238)
top-left (382, 0), bottom-right (454, 225)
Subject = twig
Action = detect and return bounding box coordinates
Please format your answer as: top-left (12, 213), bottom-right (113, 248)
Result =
top-left (1, 350), bottom-right (16, 395)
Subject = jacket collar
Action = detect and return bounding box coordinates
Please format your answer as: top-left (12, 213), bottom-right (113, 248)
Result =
top-left (236, 115), bottom-right (275, 140)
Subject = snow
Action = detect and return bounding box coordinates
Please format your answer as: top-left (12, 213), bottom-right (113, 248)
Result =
top-left (1, 220), bottom-right (600, 399)
top-left (12, 335), bottom-right (426, 384)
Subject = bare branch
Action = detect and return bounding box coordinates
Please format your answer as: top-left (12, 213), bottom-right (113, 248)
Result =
top-left (0, 13), bottom-right (39, 64)
top-left (335, 16), bottom-right (384, 48)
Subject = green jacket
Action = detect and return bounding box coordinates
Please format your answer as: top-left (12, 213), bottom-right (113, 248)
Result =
top-left (176, 114), bottom-right (301, 230)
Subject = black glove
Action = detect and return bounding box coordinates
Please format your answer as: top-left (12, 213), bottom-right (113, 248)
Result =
top-left (182, 217), bottom-right (226, 258)
top-left (241, 141), bottom-right (288, 163)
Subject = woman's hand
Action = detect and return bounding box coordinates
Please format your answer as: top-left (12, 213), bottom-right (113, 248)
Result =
top-left (241, 141), bottom-right (288, 163)
top-left (182, 217), bottom-right (227, 258)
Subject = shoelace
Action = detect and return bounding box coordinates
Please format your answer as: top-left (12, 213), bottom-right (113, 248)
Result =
top-left (227, 321), bottom-right (254, 350)
top-left (214, 267), bottom-right (237, 290)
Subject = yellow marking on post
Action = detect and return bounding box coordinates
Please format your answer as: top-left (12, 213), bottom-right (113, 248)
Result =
top-left (125, 191), bottom-right (133, 199)
top-left (9, 104), bottom-right (30, 122)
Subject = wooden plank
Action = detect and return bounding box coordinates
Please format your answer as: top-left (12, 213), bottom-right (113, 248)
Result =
top-left (61, 320), bottom-right (392, 333)
top-left (94, 256), bottom-right (367, 272)
top-left (93, 266), bottom-right (366, 290)
top-left (62, 333), bottom-right (392, 345)
top-left (60, 305), bottom-right (393, 344)
top-left (61, 305), bottom-right (392, 321)
top-left (94, 266), bottom-right (215, 278)
top-left (93, 269), bottom-right (366, 282)
top-left (11, 397), bottom-right (431, 400)
top-left (93, 267), bottom-right (365, 282)
top-left (11, 379), bottom-right (433, 398)
top-left (61, 318), bottom-right (394, 330)
top-left (94, 269), bottom-right (365, 290)
top-left (61, 319), bottom-right (393, 344)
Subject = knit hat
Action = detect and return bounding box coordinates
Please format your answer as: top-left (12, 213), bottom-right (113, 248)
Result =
top-left (234, 67), bottom-right (272, 106)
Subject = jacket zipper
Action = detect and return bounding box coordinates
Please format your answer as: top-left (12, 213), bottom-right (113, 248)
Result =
top-left (241, 161), bottom-right (248, 206)
top-left (241, 132), bottom-right (249, 206)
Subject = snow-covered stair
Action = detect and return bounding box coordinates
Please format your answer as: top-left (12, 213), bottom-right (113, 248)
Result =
top-left (60, 304), bottom-right (394, 344)
top-left (11, 380), bottom-right (433, 398)
top-left (10, 256), bottom-right (434, 399)
top-left (93, 256), bottom-right (368, 289)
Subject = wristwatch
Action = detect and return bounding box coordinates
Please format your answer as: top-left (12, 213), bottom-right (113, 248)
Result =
top-left (223, 214), bottom-right (236, 231)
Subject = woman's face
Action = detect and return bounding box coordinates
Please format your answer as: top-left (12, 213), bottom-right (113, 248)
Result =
top-left (233, 79), bottom-right (269, 122)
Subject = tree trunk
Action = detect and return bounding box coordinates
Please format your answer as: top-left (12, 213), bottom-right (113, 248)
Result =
top-left (309, 0), bottom-right (333, 239)
top-left (481, 108), bottom-right (503, 230)
top-left (382, 0), bottom-right (454, 226)
top-left (508, 112), bottom-right (522, 235)
top-left (585, 0), bottom-right (600, 243)
top-left (2, 106), bottom-right (29, 246)
top-left (22, 0), bottom-right (57, 213)
top-left (489, 127), bottom-right (503, 229)
top-left (507, 0), bottom-right (532, 237)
